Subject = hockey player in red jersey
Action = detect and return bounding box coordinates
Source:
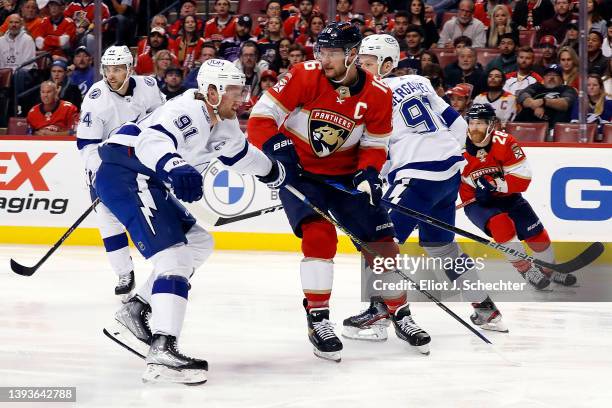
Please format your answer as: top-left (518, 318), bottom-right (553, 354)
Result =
top-left (460, 104), bottom-right (577, 289)
top-left (248, 22), bottom-right (431, 361)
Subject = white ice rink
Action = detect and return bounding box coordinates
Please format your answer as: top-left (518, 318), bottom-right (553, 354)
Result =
top-left (1, 244), bottom-right (611, 408)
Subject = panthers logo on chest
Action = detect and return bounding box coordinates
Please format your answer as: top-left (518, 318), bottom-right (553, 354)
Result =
top-left (308, 109), bottom-right (356, 157)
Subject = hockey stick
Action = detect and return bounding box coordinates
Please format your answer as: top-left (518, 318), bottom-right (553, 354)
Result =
top-left (185, 202), bottom-right (284, 226)
top-left (456, 198), bottom-right (475, 210)
top-left (10, 198), bottom-right (101, 277)
top-left (283, 185), bottom-right (497, 348)
top-left (311, 177), bottom-right (604, 274)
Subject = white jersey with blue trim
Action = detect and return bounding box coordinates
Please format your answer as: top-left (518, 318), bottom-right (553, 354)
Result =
top-left (383, 74), bottom-right (468, 183)
top-left (76, 76), bottom-right (165, 172)
top-left (106, 89), bottom-right (272, 178)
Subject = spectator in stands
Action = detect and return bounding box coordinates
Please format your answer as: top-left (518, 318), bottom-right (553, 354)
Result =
top-left (287, 43), bottom-right (306, 69)
top-left (0, 13), bottom-right (36, 107)
top-left (602, 22), bottom-right (612, 58)
top-left (137, 15), bottom-right (176, 56)
top-left (604, 58), bottom-right (612, 95)
top-left (426, 0), bottom-right (460, 26)
top-left (135, 27), bottom-right (178, 75)
top-left (65, 0), bottom-right (110, 53)
top-left (27, 81), bottom-right (79, 135)
top-left (283, 0), bottom-right (314, 40)
top-left (513, 0), bottom-right (554, 31)
top-left (152, 49), bottom-right (174, 87)
top-left (35, 0), bottom-right (77, 59)
top-left (241, 69), bottom-right (278, 118)
top-left (160, 66), bottom-right (186, 99)
top-left (392, 11), bottom-right (409, 53)
top-left (270, 38), bottom-right (292, 74)
top-left (0, 0), bottom-right (18, 26)
top-left (259, 16), bottom-right (285, 65)
top-left (473, 67), bottom-right (517, 125)
top-left (485, 33), bottom-right (518, 74)
top-left (0, 0), bottom-right (41, 37)
top-left (366, 0), bottom-right (394, 34)
top-left (48, 59), bottom-right (82, 109)
top-left (571, 74), bottom-right (612, 124)
top-left (105, 0), bottom-right (137, 46)
top-left (533, 35), bottom-right (558, 76)
top-left (486, 4), bottom-right (517, 48)
top-left (406, 0), bottom-right (438, 50)
top-left (335, 0), bottom-right (355, 23)
top-left (558, 46), bottom-right (579, 90)
top-left (184, 42), bottom-right (217, 89)
top-left (402, 25), bottom-right (426, 61)
top-left (204, 0), bottom-right (237, 41)
top-left (422, 63), bottom-right (445, 97)
top-left (296, 14), bottom-right (325, 60)
top-left (220, 15), bottom-right (256, 62)
top-left (253, 0), bottom-right (282, 38)
top-left (504, 46), bottom-right (543, 96)
top-left (515, 63), bottom-right (577, 127)
top-left (588, 0), bottom-right (607, 37)
top-left (69, 46), bottom-right (94, 96)
top-left (446, 83), bottom-right (473, 116)
top-left (588, 31), bottom-right (609, 77)
top-left (453, 35), bottom-right (473, 49)
top-left (351, 14), bottom-right (366, 34)
top-left (473, 0), bottom-right (508, 27)
top-left (236, 41), bottom-right (267, 97)
top-left (444, 47), bottom-right (486, 97)
top-left (420, 50), bottom-right (439, 71)
top-left (438, 0), bottom-right (486, 48)
top-left (168, 1), bottom-right (203, 38)
top-left (559, 20), bottom-right (578, 53)
top-left (170, 15), bottom-right (206, 70)
top-left (536, 0), bottom-right (572, 44)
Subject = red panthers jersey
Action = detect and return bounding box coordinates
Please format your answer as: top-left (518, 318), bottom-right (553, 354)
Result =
top-left (248, 61), bottom-right (393, 176)
top-left (27, 100), bottom-right (79, 134)
top-left (460, 131), bottom-right (532, 202)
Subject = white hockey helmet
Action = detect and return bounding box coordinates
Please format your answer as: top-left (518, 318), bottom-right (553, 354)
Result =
top-left (196, 59), bottom-right (247, 107)
top-left (358, 34), bottom-right (400, 76)
top-left (100, 46), bottom-right (134, 89)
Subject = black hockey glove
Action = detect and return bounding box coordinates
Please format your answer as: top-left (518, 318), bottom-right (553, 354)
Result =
top-left (261, 133), bottom-right (301, 186)
top-left (353, 167), bottom-right (383, 206)
top-left (157, 154), bottom-right (203, 203)
top-left (475, 175), bottom-right (497, 204)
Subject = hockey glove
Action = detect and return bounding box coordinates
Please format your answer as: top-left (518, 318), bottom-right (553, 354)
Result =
top-left (353, 167), bottom-right (383, 206)
top-left (261, 133), bottom-right (301, 186)
top-left (475, 175), bottom-right (497, 204)
top-left (157, 154), bottom-right (203, 203)
top-left (257, 160), bottom-right (288, 189)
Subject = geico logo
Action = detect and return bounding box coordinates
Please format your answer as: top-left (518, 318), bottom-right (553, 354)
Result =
top-left (551, 167), bottom-right (612, 221)
top-left (0, 152), bottom-right (57, 191)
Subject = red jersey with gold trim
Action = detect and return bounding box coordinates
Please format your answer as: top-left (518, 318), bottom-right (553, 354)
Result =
top-left (34, 16), bottom-right (76, 57)
top-left (248, 61), bottom-right (392, 176)
top-left (204, 16), bottom-right (237, 40)
top-left (27, 100), bottom-right (79, 133)
top-left (460, 131), bottom-right (532, 202)
top-left (64, 1), bottom-right (110, 30)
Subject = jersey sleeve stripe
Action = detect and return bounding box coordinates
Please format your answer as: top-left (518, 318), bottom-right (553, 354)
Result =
top-left (441, 106), bottom-right (460, 128)
top-left (77, 138), bottom-right (103, 150)
top-left (116, 124), bottom-right (142, 137)
top-left (218, 139), bottom-right (249, 166)
top-left (150, 124), bottom-right (178, 149)
top-left (388, 155), bottom-right (465, 184)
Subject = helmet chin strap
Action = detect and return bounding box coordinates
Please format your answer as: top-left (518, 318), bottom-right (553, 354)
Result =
top-left (330, 51), bottom-right (357, 84)
top-left (104, 67), bottom-right (132, 94)
top-left (204, 93), bottom-right (223, 122)
top-left (470, 121), bottom-right (496, 147)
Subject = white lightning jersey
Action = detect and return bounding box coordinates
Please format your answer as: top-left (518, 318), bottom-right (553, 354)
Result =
top-left (105, 89), bottom-right (272, 178)
top-left (383, 74), bottom-right (467, 183)
top-left (76, 76), bottom-right (165, 172)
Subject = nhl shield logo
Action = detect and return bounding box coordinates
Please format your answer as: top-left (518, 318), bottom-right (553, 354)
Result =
top-left (308, 109), bottom-right (355, 157)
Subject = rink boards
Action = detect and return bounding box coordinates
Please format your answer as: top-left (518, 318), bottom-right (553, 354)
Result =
top-left (0, 136), bottom-right (610, 258)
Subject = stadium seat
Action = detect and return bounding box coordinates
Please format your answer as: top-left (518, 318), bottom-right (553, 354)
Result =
top-left (553, 123), bottom-right (597, 143)
top-left (601, 124), bottom-right (612, 143)
top-left (353, 0), bottom-right (371, 14)
top-left (429, 48), bottom-right (457, 68)
top-left (238, 0), bottom-right (268, 14)
top-left (504, 122), bottom-right (549, 142)
top-left (476, 48), bottom-right (501, 68)
top-left (519, 29), bottom-right (536, 47)
top-left (0, 68), bottom-right (12, 127)
top-left (7, 117), bottom-right (29, 135)
top-left (0, 68), bottom-right (11, 88)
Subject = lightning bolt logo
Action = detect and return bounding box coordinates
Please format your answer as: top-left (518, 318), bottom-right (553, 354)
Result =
top-left (136, 176), bottom-right (157, 235)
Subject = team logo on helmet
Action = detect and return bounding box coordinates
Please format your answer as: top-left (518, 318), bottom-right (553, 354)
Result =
top-left (308, 109), bottom-right (355, 157)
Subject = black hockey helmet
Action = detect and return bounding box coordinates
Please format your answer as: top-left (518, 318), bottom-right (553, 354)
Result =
top-left (315, 22), bottom-right (362, 56)
top-left (466, 103), bottom-right (497, 123)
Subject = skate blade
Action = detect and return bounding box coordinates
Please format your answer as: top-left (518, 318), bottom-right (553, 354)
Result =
top-left (103, 320), bottom-right (149, 359)
top-left (414, 344), bottom-right (430, 355)
top-left (142, 364), bottom-right (207, 385)
top-left (341, 325), bottom-right (388, 342)
top-left (479, 323), bottom-right (509, 333)
top-left (313, 348), bottom-right (341, 363)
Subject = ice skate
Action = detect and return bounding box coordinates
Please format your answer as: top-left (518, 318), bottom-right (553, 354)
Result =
top-left (470, 297), bottom-right (508, 333)
top-left (103, 295), bottom-right (152, 358)
top-left (391, 304), bottom-right (431, 355)
top-left (342, 297), bottom-right (390, 341)
top-left (142, 334), bottom-right (208, 385)
top-left (115, 271), bottom-right (135, 302)
top-left (521, 265), bottom-right (551, 290)
top-left (305, 300), bottom-right (343, 362)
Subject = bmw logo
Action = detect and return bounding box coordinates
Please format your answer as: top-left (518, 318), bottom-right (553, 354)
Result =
top-left (202, 160), bottom-right (256, 216)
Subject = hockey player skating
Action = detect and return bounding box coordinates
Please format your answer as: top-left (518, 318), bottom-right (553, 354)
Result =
top-left (98, 59), bottom-right (290, 384)
top-left (248, 22), bottom-right (430, 362)
top-left (342, 35), bottom-right (508, 344)
top-left (76, 46), bottom-right (165, 299)
top-left (460, 103), bottom-right (577, 290)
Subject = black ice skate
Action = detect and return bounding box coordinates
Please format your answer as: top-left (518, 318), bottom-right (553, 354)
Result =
top-left (103, 295), bottom-right (152, 358)
top-left (521, 265), bottom-right (551, 290)
top-left (142, 334), bottom-right (208, 385)
top-left (342, 296), bottom-right (391, 341)
top-left (551, 271), bottom-right (577, 286)
top-left (470, 296), bottom-right (509, 333)
top-left (304, 299), bottom-right (343, 362)
top-left (115, 271), bottom-right (135, 301)
top-left (391, 304), bottom-right (431, 355)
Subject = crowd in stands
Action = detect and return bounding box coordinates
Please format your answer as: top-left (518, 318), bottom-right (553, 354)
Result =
top-left (0, 0), bottom-right (611, 141)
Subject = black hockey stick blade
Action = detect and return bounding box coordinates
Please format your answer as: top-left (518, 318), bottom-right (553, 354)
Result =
top-left (10, 258), bottom-right (39, 276)
top-left (545, 241), bottom-right (605, 274)
top-left (214, 204), bottom-right (284, 226)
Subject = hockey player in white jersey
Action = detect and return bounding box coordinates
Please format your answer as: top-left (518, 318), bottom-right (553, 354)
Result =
top-left (342, 35), bottom-right (507, 344)
top-left (97, 59), bottom-right (291, 384)
top-left (76, 46), bottom-right (165, 299)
